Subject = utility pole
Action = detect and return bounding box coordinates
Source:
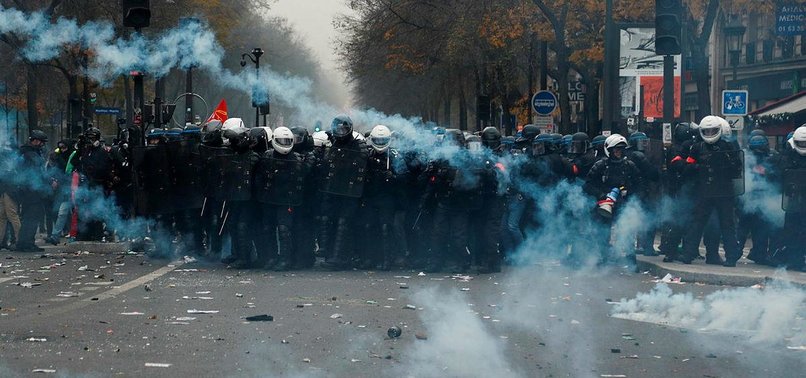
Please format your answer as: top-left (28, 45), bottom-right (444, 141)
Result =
top-left (602, 0), bottom-right (614, 135)
top-left (185, 66), bottom-right (193, 125)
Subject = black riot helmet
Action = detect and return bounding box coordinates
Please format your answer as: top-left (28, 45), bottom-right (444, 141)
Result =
top-left (481, 126), bottom-right (502, 149)
top-left (532, 134), bottom-right (555, 156)
top-left (223, 127), bottom-right (251, 152)
top-left (330, 114), bottom-right (353, 141)
top-left (569, 132), bottom-right (589, 155)
top-left (29, 130), bottom-right (48, 143)
top-left (249, 127), bottom-right (270, 153)
top-left (84, 127), bottom-right (102, 141)
top-left (747, 135), bottom-right (770, 155)
top-left (673, 122), bottom-right (696, 145)
top-left (629, 131), bottom-right (649, 152)
top-left (518, 124), bottom-right (540, 143)
top-left (444, 128), bottom-right (466, 147)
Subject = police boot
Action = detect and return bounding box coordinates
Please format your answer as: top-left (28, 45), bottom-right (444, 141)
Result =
top-left (375, 224), bottom-right (392, 271)
top-left (274, 225), bottom-right (293, 271)
top-left (705, 252), bottom-right (725, 265)
top-left (321, 218), bottom-right (348, 271)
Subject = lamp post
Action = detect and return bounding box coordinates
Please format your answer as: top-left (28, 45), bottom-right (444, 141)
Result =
top-left (724, 16), bottom-right (746, 89)
top-left (241, 48), bottom-right (264, 128)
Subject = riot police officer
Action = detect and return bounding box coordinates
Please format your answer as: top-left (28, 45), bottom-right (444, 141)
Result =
top-left (219, 120), bottom-right (259, 268)
top-left (659, 122), bottom-right (697, 262)
top-left (680, 116), bottom-right (744, 266)
top-left (76, 127), bottom-right (114, 241)
top-left (778, 126), bottom-right (806, 271)
top-left (735, 134), bottom-right (778, 265)
top-left (169, 126), bottom-right (206, 256)
top-left (254, 127), bottom-right (310, 271)
top-left (569, 132), bottom-right (597, 178)
top-left (317, 115), bottom-right (369, 270)
top-left (585, 134), bottom-right (643, 266)
top-left (627, 131), bottom-right (661, 256)
top-left (16, 130), bottom-right (50, 252)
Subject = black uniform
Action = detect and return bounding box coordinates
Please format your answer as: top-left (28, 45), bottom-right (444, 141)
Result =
top-left (626, 148), bottom-right (661, 254)
top-left (778, 148), bottom-right (806, 271)
top-left (359, 147), bottom-right (407, 270)
top-left (16, 143), bottom-right (49, 251)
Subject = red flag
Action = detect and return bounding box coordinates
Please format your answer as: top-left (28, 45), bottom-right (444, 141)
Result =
top-left (205, 99), bottom-right (228, 124)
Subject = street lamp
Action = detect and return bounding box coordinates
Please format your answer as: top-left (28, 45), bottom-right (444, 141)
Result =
top-left (724, 16), bottom-right (746, 89)
top-left (241, 48), bottom-right (264, 128)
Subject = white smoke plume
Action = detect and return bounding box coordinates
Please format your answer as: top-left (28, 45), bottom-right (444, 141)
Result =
top-left (611, 279), bottom-right (806, 345)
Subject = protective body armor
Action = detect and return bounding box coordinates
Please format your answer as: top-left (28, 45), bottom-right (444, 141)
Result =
top-left (254, 151), bottom-right (307, 206)
top-left (318, 139), bottom-right (368, 198)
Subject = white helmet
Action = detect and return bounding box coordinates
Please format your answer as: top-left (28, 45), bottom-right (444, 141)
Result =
top-left (222, 118), bottom-right (245, 131)
top-left (273, 127), bottom-right (295, 155)
top-left (368, 125), bottom-right (392, 152)
top-left (698, 115), bottom-right (725, 144)
top-left (790, 126), bottom-right (806, 156)
top-left (312, 130), bottom-right (331, 148)
top-left (603, 134), bottom-right (628, 158)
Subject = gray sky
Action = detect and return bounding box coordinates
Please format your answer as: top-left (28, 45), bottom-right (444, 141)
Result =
top-left (268, 0), bottom-right (353, 73)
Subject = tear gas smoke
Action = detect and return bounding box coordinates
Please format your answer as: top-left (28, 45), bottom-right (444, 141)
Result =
top-left (611, 279), bottom-right (806, 345)
top-left (740, 152), bottom-right (785, 228)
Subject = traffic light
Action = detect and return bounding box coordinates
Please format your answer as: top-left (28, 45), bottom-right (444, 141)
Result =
top-left (122, 0), bottom-right (151, 29)
top-left (655, 0), bottom-right (682, 56)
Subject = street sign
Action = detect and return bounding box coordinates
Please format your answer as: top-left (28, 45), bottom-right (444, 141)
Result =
top-left (532, 90), bottom-right (558, 116)
top-left (776, 4), bottom-right (805, 36)
top-left (722, 90), bottom-right (748, 116)
top-left (726, 116), bottom-right (744, 130)
top-left (662, 122), bottom-right (673, 145)
top-left (534, 116), bottom-right (554, 134)
top-left (94, 107), bottom-right (121, 115)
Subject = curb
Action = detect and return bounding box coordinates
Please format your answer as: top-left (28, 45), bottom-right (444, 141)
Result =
top-left (637, 256), bottom-right (806, 289)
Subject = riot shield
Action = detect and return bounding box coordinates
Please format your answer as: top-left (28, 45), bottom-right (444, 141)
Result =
top-left (131, 144), bottom-right (174, 215)
top-left (198, 144), bottom-right (231, 200)
top-left (220, 152), bottom-right (255, 201)
top-left (442, 165), bottom-right (483, 210)
top-left (782, 169), bottom-right (806, 212)
top-left (319, 147), bottom-right (367, 198)
top-left (643, 139), bottom-right (665, 170)
top-left (698, 149), bottom-right (745, 198)
top-left (167, 140), bottom-right (204, 209)
top-left (255, 156), bottom-right (306, 206)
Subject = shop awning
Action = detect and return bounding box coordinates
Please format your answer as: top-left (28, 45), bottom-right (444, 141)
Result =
top-left (749, 90), bottom-right (806, 117)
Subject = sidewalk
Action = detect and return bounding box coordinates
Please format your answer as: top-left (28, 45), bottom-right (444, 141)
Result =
top-left (637, 255), bottom-right (806, 288)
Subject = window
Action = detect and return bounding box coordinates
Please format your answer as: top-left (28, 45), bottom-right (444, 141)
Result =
top-left (745, 42), bottom-right (756, 64)
top-left (780, 36), bottom-right (794, 59)
top-left (763, 40), bottom-right (774, 62)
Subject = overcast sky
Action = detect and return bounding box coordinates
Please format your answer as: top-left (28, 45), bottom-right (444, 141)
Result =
top-left (268, 0), bottom-right (353, 73)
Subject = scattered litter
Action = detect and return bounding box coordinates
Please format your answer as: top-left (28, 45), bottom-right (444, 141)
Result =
top-left (394, 276), bottom-right (411, 279)
top-left (187, 310), bottom-right (219, 314)
top-left (600, 375), bottom-right (626, 378)
top-left (610, 348), bottom-right (621, 353)
top-left (404, 304), bottom-right (416, 310)
top-left (570, 320), bottom-right (581, 325)
top-left (653, 355), bottom-right (662, 359)
top-left (18, 282), bottom-right (42, 288)
top-left (144, 363), bottom-right (172, 368)
top-left (451, 274), bottom-right (473, 282)
top-left (166, 322), bottom-right (189, 325)
top-left (144, 284), bottom-right (152, 292)
top-left (620, 355), bottom-right (639, 359)
top-left (622, 335), bottom-right (635, 340)
top-left (56, 292), bottom-right (79, 298)
top-left (281, 339), bottom-right (289, 344)
top-left (417, 272), bottom-right (426, 276)
top-left (77, 265), bottom-right (88, 271)
top-left (182, 256), bottom-right (197, 263)
top-left (245, 314), bottom-right (274, 322)
top-left (181, 296), bottom-right (214, 300)
top-left (415, 332), bottom-right (428, 340)
top-left (706, 353), bottom-right (717, 358)
top-left (786, 346), bottom-right (806, 351)
top-left (387, 326), bottom-right (402, 338)
top-left (653, 273), bottom-right (684, 284)
top-left (235, 293), bottom-right (243, 298)
top-left (460, 288), bottom-right (470, 292)
top-left (302, 358), bottom-right (311, 363)
top-left (176, 317), bottom-right (196, 321)
top-left (681, 358), bottom-right (690, 362)
top-left (196, 291), bottom-right (211, 294)
top-left (119, 312), bottom-right (144, 316)
top-left (26, 337), bottom-right (47, 342)
top-left (330, 313), bottom-right (343, 319)
top-left (366, 300), bottom-right (378, 305)
top-left (750, 284), bottom-right (765, 289)
top-left (386, 298), bottom-right (396, 301)
top-left (31, 369), bottom-right (56, 373)
top-left (350, 359), bottom-right (361, 363)
top-left (399, 284), bottom-right (409, 289)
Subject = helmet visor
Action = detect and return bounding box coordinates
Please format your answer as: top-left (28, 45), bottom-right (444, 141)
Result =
top-left (532, 142), bottom-right (546, 156)
top-left (569, 140), bottom-right (587, 154)
top-left (795, 140), bottom-right (806, 149)
top-left (274, 137), bottom-right (294, 148)
top-left (634, 138), bottom-right (649, 151)
top-left (331, 120), bottom-right (351, 137)
top-left (701, 127), bottom-right (720, 138)
top-left (371, 136), bottom-right (390, 149)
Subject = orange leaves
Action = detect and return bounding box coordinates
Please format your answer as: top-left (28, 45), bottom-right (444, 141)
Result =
top-left (478, 8), bottom-right (527, 48)
top-left (385, 44), bottom-right (426, 74)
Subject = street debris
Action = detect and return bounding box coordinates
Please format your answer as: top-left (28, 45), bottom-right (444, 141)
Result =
top-left (56, 292), bottom-right (79, 298)
top-left (404, 304), bottom-right (416, 310)
top-left (399, 284), bottom-right (409, 289)
top-left (175, 317), bottom-right (196, 321)
top-left (417, 272), bottom-right (426, 276)
top-left (460, 288), bottom-right (470, 291)
top-left (17, 282), bottom-right (42, 288)
top-left (350, 358), bottom-right (361, 362)
top-left (786, 346), bottom-right (806, 351)
top-left (365, 300), bottom-right (378, 305)
top-left (451, 274), bottom-right (473, 282)
top-left (144, 284), bottom-right (152, 292)
top-left (119, 312), bottom-right (144, 316)
top-left (244, 314), bottom-right (274, 322)
top-left (26, 337), bottom-right (47, 342)
top-left (302, 358), bottom-right (311, 363)
top-left (181, 296), bottom-right (214, 300)
top-left (620, 355), bottom-right (639, 359)
top-left (77, 265), bottom-right (88, 271)
top-left (31, 369), bottom-right (56, 373)
top-left (182, 256), bottom-right (197, 263)
top-left (235, 293), bottom-right (243, 298)
top-left (415, 332), bottom-right (428, 340)
top-left (144, 363), bottom-right (172, 368)
top-left (750, 284), bottom-right (765, 289)
top-left (600, 375), bottom-right (627, 378)
top-left (610, 348), bottom-right (621, 353)
top-left (187, 309), bottom-right (219, 314)
top-left (281, 339), bottom-right (289, 344)
top-left (652, 273), bottom-right (683, 284)
top-left (330, 313), bottom-right (343, 319)
top-left (387, 326), bottom-right (402, 338)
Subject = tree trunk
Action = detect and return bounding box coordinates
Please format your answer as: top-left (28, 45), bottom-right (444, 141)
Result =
top-left (458, 84), bottom-right (467, 131)
top-left (26, 64), bottom-right (38, 131)
top-left (124, 74), bottom-right (133, 128)
top-left (692, 46), bottom-right (711, 121)
top-left (556, 58), bottom-right (572, 134)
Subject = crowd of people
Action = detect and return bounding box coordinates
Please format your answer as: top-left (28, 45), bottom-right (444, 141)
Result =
top-left (1, 114), bottom-right (804, 273)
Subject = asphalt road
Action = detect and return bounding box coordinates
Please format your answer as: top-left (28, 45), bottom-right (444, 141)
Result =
top-left (1, 247), bottom-right (804, 377)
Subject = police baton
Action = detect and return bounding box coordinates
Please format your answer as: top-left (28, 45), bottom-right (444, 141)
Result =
top-left (411, 209), bottom-right (423, 230)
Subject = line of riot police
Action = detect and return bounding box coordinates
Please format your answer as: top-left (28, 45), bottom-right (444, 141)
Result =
top-left (48, 113), bottom-right (805, 274)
